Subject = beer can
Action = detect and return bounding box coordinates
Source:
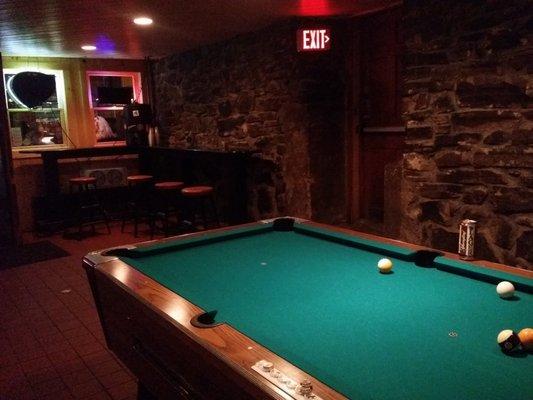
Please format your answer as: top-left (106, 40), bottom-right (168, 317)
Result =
top-left (458, 219), bottom-right (476, 260)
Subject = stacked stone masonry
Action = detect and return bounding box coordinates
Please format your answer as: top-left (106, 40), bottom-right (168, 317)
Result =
top-left (154, 21), bottom-right (346, 224)
top-left (153, 4), bottom-right (531, 269)
top-left (402, 0), bottom-right (533, 268)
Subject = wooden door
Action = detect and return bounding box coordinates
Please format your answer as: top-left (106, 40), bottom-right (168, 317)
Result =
top-left (347, 6), bottom-right (404, 224)
top-left (360, 128), bottom-right (404, 220)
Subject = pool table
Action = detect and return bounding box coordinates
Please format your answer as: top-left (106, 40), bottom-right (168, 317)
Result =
top-left (84, 217), bottom-right (533, 400)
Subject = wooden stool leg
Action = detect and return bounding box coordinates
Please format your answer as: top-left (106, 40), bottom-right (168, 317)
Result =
top-left (89, 184), bottom-right (96, 235)
top-left (133, 207), bottom-right (139, 237)
top-left (149, 212), bottom-right (155, 239)
top-left (160, 192), bottom-right (168, 237)
top-left (76, 185), bottom-right (85, 239)
top-left (184, 198), bottom-right (196, 229)
top-left (210, 196), bottom-right (220, 227)
top-left (122, 183), bottom-right (132, 233)
top-left (200, 199), bottom-right (208, 230)
top-left (121, 213), bottom-right (127, 233)
top-left (175, 195), bottom-right (182, 224)
top-left (64, 185), bottom-right (73, 237)
top-left (103, 210), bottom-right (111, 234)
top-left (163, 213), bottom-right (169, 237)
top-left (91, 183), bottom-right (111, 234)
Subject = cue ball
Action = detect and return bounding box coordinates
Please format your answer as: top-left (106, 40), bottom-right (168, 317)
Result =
top-left (496, 281), bottom-right (515, 298)
top-left (497, 329), bottom-right (521, 353)
top-left (518, 328), bottom-right (533, 351)
top-left (377, 258), bottom-right (393, 274)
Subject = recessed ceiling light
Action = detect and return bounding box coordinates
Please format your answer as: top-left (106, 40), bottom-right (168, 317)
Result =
top-left (81, 45), bottom-right (97, 51)
top-left (133, 16), bottom-right (153, 26)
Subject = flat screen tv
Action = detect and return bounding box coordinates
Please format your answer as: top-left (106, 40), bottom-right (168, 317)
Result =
top-left (97, 87), bottom-right (133, 106)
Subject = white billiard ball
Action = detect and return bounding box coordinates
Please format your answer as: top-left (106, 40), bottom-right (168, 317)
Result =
top-left (377, 258), bottom-right (393, 274)
top-left (496, 281), bottom-right (515, 298)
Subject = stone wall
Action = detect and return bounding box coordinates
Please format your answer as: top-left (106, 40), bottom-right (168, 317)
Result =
top-left (402, 0), bottom-right (533, 268)
top-left (153, 21), bottom-right (346, 222)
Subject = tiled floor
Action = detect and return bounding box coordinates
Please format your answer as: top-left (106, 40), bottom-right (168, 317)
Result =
top-left (0, 223), bottom-right (153, 400)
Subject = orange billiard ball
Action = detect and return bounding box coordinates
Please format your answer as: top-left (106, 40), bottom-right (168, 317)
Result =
top-left (518, 328), bottom-right (533, 352)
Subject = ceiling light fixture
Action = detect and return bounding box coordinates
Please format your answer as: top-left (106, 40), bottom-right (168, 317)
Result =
top-left (81, 45), bottom-right (97, 51)
top-left (133, 17), bottom-right (153, 26)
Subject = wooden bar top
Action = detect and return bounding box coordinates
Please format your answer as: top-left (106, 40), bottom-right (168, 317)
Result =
top-left (19, 145), bottom-right (249, 159)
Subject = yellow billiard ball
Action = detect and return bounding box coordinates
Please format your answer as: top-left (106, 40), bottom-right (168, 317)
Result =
top-left (377, 258), bottom-right (393, 274)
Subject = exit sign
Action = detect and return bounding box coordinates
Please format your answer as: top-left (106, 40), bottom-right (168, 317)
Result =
top-left (297, 28), bottom-right (331, 52)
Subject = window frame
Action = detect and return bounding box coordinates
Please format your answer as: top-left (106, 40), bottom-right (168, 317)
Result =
top-left (86, 70), bottom-right (143, 111)
top-left (86, 70), bottom-right (142, 145)
top-left (3, 67), bottom-right (68, 150)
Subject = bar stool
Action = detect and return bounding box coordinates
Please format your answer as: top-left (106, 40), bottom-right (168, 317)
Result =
top-left (65, 176), bottom-right (110, 239)
top-left (181, 185), bottom-right (220, 230)
top-left (151, 181), bottom-right (185, 238)
top-left (121, 175), bottom-right (154, 237)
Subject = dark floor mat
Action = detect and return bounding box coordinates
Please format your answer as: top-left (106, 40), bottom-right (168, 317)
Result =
top-left (0, 241), bottom-right (70, 270)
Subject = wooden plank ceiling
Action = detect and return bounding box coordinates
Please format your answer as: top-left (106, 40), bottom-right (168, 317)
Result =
top-left (0, 0), bottom-right (400, 59)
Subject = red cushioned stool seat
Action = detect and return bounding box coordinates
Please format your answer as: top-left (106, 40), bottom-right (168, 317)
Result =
top-left (69, 176), bottom-right (97, 185)
top-left (127, 174), bottom-right (153, 183)
top-left (155, 181), bottom-right (185, 191)
top-left (181, 186), bottom-right (214, 197)
top-left (181, 186), bottom-right (219, 230)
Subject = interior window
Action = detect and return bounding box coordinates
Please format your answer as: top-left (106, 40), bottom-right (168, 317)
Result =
top-left (86, 71), bottom-right (142, 144)
top-left (3, 69), bottom-right (67, 148)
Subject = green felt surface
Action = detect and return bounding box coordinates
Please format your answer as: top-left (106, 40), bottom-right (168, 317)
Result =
top-left (120, 224), bottom-right (533, 400)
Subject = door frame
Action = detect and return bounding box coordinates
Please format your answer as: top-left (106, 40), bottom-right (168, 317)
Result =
top-left (345, 20), bottom-right (362, 223)
top-left (0, 52), bottom-right (21, 245)
top-left (345, 5), bottom-right (403, 224)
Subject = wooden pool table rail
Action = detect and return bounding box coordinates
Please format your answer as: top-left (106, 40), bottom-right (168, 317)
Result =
top-left (305, 220), bottom-right (533, 279)
top-left (85, 257), bottom-right (346, 399)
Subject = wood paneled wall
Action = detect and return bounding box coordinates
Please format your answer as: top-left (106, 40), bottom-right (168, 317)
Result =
top-left (2, 56), bottom-right (147, 232)
top-left (2, 56), bottom-right (147, 150)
